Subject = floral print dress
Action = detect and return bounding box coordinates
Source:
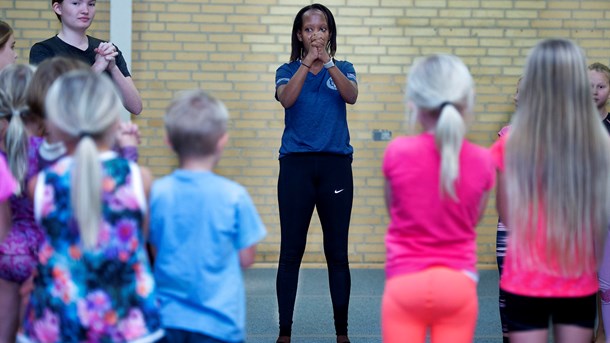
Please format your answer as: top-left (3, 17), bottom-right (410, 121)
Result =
top-left (0, 137), bottom-right (45, 283)
top-left (21, 152), bottom-right (163, 343)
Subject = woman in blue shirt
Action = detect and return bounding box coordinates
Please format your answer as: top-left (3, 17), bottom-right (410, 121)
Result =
top-left (274, 4), bottom-right (358, 343)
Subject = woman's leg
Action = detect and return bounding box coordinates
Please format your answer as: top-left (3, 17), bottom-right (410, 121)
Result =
top-left (316, 155), bottom-right (353, 336)
top-left (276, 156), bottom-right (317, 337)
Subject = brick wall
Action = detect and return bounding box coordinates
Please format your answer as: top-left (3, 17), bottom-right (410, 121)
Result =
top-left (4, 0), bottom-right (610, 268)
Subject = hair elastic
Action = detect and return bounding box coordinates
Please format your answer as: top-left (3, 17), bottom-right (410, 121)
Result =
top-left (79, 131), bottom-right (93, 139)
top-left (439, 101), bottom-right (453, 111)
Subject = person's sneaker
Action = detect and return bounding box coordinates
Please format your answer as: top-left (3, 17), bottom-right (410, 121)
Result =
top-left (337, 335), bottom-right (351, 343)
top-left (276, 336), bottom-right (291, 343)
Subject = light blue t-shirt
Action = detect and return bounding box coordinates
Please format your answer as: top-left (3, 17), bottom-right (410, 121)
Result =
top-left (275, 59), bottom-right (357, 158)
top-left (149, 170), bottom-right (266, 342)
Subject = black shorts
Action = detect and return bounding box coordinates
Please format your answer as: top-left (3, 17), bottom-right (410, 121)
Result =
top-left (503, 291), bottom-right (596, 331)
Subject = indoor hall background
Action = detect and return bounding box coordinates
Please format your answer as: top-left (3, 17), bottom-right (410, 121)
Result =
top-left (4, 0), bottom-right (610, 268)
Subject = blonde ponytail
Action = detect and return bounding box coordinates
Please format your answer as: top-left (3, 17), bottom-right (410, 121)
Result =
top-left (406, 54), bottom-right (474, 201)
top-left (5, 109), bottom-right (28, 194)
top-left (72, 136), bottom-right (103, 249)
top-left (45, 70), bottom-right (121, 250)
top-left (435, 103), bottom-right (465, 200)
top-left (0, 64), bottom-right (34, 195)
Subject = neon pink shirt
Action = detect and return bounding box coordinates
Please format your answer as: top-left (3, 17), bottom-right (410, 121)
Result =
top-left (0, 157), bottom-right (16, 201)
top-left (383, 133), bottom-right (495, 279)
top-left (491, 135), bottom-right (598, 297)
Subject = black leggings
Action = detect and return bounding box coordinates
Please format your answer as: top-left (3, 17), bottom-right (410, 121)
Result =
top-left (276, 153), bottom-right (353, 337)
top-left (496, 218), bottom-right (508, 338)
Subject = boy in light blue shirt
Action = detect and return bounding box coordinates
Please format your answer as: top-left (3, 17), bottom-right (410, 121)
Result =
top-left (149, 90), bottom-right (266, 343)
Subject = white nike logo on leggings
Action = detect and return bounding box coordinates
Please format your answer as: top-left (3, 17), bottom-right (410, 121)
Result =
top-left (334, 189), bottom-right (344, 194)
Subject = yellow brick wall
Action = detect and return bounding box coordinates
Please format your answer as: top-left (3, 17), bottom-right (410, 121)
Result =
top-left (4, 0), bottom-right (610, 268)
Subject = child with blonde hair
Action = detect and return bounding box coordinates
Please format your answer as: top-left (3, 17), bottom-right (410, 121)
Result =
top-left (0, 63), bottom-right (43, 342)
top-left (588, 62), bottom-right (610, 131)
top-left (26, 56), bottom-right (140, 169)
top-left (20, 70), bottom-right (163, 342)
top-left (149, 90), bottom-right (266, 343)
top-left (493, 38), bottom-right (610, 343)
top-left (381, 54), bottom-right (495, 343)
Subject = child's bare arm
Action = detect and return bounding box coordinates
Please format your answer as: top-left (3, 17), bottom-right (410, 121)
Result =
top-left (239, 245), bottom-right (257, 269)
top-left (116, 121), bottom-right (141, 148)
top-left (139, 166), bottom-right (153, 240)
top-left (139, 166), bottom-right (156, 266)
top-left (496, 171), bottom-right (508, 226)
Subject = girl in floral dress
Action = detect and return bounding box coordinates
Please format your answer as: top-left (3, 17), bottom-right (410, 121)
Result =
top-left (20, 70), bottom-right (163, 343)
top-left (0, 64), bottom-right (45, 342)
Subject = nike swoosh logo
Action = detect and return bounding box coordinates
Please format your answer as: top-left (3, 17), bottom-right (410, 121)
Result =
top-left (334, 189), bottom-right (344, 194)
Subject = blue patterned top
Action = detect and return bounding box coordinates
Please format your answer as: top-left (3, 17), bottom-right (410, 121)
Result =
top-left (21, 152), bottom-right (163, 343)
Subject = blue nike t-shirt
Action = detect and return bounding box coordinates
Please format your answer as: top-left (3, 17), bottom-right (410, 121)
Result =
top-left (275, 60), bottom-right (357, 158)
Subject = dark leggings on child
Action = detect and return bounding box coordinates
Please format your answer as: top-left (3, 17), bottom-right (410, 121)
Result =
top-left (496, 218), bottom-right (509, 342)
top-left (276, 153), bottom-right (353, 337)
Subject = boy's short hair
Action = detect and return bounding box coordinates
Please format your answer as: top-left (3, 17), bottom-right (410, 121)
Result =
top-left (164, 89), bottom-right (229, 158)
top-left (588, 62), bottom-right (610, 84)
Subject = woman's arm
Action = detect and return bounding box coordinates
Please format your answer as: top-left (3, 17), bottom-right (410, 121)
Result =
top-left (327, 65), bottom-right (358, 104)
top-left (94, 42), bottom-right (143, 115)
top-left (312, 36), bottom-right (358, 105)
top-left (109, 68), bottom-right (143, 115)
top-left (276, 64), bottom-right (311, 109)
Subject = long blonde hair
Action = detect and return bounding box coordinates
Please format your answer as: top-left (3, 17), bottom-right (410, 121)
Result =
top-left (506, 38), bottom-right (610, 276)
top-left (406, 54), bottom-right (474, 200)
top-left (0, 64), bottom-right (35, 195)
top-left (45, 70), bottom-right (121, 249)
